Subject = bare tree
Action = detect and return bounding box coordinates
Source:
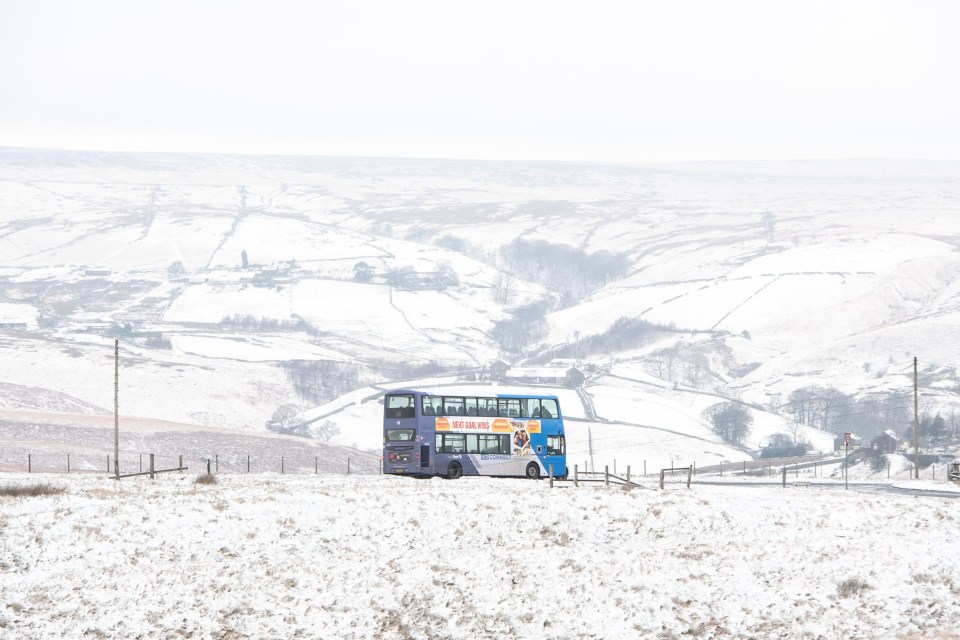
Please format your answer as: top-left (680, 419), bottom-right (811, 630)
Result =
top-left (313, 420), bottom-right (340, 443)
top-left (492, 274), bottom-right (514, 304)
top-left (267, 404), bottom-right (305, 435)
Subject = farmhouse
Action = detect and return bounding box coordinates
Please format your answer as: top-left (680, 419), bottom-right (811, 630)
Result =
top-left (872, 430), bottom-right (900, 454)
top-left (504, 365), bottom-right (585, 388)
top-left (488, 360), bottom-right (510, 381)
top-left (833, 433), bottom-right (863, 453)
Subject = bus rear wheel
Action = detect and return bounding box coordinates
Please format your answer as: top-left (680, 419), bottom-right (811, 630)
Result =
top-left (447, 462), bottom-right (462, 480)
top-left (525, 462), bottom-right (540, 479)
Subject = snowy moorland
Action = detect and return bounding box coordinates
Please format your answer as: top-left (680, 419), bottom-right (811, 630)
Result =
top-left (1, 148), bottom-right (960, 472)
top-left (1, 473), bottom-right (959, 639)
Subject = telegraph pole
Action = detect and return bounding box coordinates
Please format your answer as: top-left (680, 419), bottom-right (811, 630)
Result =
top-left (114, 339), bottom-right (119, 480)
top-left (913, 356), bottom-right (919, 480)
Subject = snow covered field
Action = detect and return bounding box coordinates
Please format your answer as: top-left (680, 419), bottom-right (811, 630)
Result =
top-left (2, 473), bottom-right (959, 639)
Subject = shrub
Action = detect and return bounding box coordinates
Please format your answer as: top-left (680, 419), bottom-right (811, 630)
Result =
top-left (870, 452), bottom-right (890, 473)
top-left (760, 433), bottom-right (810, 458)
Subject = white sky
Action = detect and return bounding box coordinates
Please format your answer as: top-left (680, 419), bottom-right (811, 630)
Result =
top-left (1, 0), bottom-right (959, 163)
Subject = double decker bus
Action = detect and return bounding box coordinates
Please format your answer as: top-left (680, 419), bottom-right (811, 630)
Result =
top-left (383, 388), bottom-right (567, 479)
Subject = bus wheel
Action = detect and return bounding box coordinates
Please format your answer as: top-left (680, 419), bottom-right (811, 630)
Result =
top-left (525, 462), bottom-right (540, 479)
top-left (447, 462), bottom-right (462, 480)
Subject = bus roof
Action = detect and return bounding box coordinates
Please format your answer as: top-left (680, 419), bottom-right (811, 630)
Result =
top-left (386, 386), bottom-right (560, 401)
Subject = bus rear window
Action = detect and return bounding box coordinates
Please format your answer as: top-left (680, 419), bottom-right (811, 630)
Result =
top-left (386, 429), bottom-right (416, 442)
top-left (385, 394), bottom-right (416, 419)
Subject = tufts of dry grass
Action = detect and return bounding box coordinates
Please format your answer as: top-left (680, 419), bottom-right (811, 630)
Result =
top-left (837, 578), bottom-right (872, 598)
top-left (0, 483), bottom-right (66, 498)
top-left (195, 473), bottom-right (218, 485)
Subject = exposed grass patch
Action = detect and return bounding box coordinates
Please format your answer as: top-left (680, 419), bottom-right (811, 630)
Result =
top-left (837, 578), bottom-right (872, 598)
top-left (0, 483), bottom-right (66, 498)
top-left (195, 473), bottom-right (218, 485)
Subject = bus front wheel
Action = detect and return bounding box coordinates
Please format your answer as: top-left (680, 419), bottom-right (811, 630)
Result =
top-left (525, 462), bottom-right (540, 479)
top-left (447, 462), bottom-right (462, 480)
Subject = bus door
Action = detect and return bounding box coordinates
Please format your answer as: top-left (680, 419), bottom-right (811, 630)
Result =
top-left (420, 444), bottom-right (430, 468)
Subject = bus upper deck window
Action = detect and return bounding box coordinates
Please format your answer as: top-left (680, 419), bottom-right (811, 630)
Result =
top-left (541, 399), bottom-right (558, 419)
top-left (386, 394), bottom-right (415, 419)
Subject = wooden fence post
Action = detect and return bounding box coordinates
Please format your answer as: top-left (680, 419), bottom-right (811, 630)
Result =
top-left (782, 466), bottom-right (787, 488)
top-left (686, 466), bottom-right (692, 488)
top-left (247, 454), bottom-right (250, 473)
top-left (149, 453), bottom-right (155, 480)
top-left (139, 454), bottom-right (142, 473)
top-left (659, 469), bottom-right (665, 490)
top-left (605, 465), bottom-right (609, 486)
top-left (216, 455), bottom-right (219, 473)
top-left (28, 454), bottom-right (31, 474)
top-left (644, 460), bottom-right (647, 476)
top-left (281, 456), bottom-right (284, 474)
top-left (107, 455), bottom-right (111, 474)
top-left (574, 464), bottom-right (579, 487)
top-left (549, 464), bottom-right (554, 488)
top-left (178, 455), bottom-right (183, 473)
top-left (626, 465), bottom-right (631, 490)
top-left (315, 457), bottom-right (318, 474)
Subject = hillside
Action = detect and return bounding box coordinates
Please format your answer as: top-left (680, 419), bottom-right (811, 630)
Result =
top-left (2, 473), bottom-right (959, 639)
top-left (1, 148), bottom-right (959, 465)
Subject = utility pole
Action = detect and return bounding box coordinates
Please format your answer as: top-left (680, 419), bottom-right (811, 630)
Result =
top-left (913, 356), bottom-right (919, 480)
top-left (587, 426), bottom-right (593, 472)
top-left (114, 339), bottom-right (119, 480)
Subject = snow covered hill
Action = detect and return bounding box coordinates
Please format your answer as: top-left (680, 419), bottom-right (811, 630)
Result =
top-left (1, 148), bottom-right (959, 466)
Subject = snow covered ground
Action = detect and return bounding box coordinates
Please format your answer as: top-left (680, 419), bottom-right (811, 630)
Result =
top-left (2, 472), bottom-right (959, 639)
top-left (4, 151), bottom-right (960, 439)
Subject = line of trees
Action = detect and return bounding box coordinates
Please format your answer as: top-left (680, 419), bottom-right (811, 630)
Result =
top-left (266, 404), bottom-right (339, 442)
top-left (498, 239), bottom-right (630, 308)
top-left (527, 317), bottom-right (675, 364)
top-left (781, 385), bottom-right (914, 442)
top-left (219, 315), bottom-right (321, 335)
top-left (279, 360), bottom-right (359, 406)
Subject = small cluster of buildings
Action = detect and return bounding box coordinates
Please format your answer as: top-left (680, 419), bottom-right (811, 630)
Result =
top-left (833, 430), bottom-right (900, 454)
top-left (487, 360), bottom-right (586, 388)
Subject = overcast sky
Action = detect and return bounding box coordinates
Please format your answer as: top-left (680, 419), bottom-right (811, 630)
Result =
top-left (1, 0), bottom-right (958, 163)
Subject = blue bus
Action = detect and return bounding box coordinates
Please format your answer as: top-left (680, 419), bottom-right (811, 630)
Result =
top-left (383, 389), bottom-right (567, 479)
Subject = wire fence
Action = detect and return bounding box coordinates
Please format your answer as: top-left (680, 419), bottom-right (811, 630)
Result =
top-left (1, 450), bottom-right (382, 477)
